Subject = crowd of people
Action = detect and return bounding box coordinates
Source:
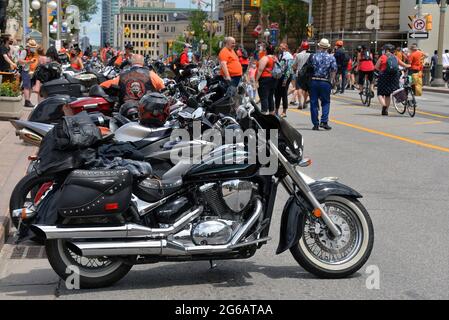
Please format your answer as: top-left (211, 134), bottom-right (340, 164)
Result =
top-left (217, 36), bottom-right (446, 129)
top-left (1, 32), bottom-right (448, 129)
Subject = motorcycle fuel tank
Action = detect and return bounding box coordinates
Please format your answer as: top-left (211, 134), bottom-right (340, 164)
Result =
top-left (184, 145), bottom-right (258, 182)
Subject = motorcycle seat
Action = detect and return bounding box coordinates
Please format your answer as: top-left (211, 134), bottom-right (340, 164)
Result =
top-left (114, 122), bottom-right (172, 142)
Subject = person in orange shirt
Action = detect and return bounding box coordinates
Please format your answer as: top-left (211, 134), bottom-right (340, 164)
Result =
top-left (101, 54), bottom-right (165, 104)
top-left (218, 37), bottom-right (243, 87)
top-left (18, 39), bottom-right (39, 107)
top-left (115, 43), bottom-right (134, 68)
top-left (70, 47), bottom-right (84, 71)
top-left (408, 44), bottom-right (428, 74)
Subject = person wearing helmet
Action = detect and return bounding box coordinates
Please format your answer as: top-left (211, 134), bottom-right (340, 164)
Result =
top-left (138, 92), bottom-right (170, 127)
top-left (100, 54), bottom-right (165, 104)
top-left (292, 40), bottom-right (312, 109)
top-left (375, 44), bottom-right (411, 116)
top-left (333, 40), bottom-right (350, 94)
top-left (356, 45), bottom-right (375, 97)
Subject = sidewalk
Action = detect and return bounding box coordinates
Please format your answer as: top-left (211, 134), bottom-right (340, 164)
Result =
top-left (0, 108), bottom-right (35, 251)
top-left (423, 86), bottom-right (449, 95)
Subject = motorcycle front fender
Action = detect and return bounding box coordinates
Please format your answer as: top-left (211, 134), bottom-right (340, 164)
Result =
top-left (276, 180), bottom-right (363, 255)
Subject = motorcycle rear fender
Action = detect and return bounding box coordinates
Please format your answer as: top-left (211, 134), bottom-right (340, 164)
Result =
top-left (276, 180), bottom-right (363, 255)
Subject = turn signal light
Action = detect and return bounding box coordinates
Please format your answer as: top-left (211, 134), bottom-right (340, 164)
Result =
top-left (313, 208), bottom-right (322, 218)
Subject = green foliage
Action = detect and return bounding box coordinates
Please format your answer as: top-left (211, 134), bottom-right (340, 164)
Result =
top-left (5, 0), bottom-right (98, 27)
top-left (261, 0), bottom-right (309, 46)
top-left (0, 81), bottom-right (21, 97)
top-left (69, 0), bottom-right (98, 23)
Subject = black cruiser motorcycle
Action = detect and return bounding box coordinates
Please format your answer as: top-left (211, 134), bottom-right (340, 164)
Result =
top-left (29, 100), bottom-right (374, 288)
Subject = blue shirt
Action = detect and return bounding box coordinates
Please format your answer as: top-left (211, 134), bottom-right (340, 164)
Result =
top-left (311, 51), bottom-right (337, 80)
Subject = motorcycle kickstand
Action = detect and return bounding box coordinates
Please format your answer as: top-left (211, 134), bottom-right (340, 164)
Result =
top-left (209, 260), bottom-right (217, 269)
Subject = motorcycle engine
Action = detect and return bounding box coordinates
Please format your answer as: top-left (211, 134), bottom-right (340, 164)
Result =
top-left (191, 180), bottom-right (257, 246)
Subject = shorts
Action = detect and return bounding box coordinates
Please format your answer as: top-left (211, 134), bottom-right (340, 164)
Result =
top-left (358, 70), bottom-right (374, 85)
top-left (21, 70), bottom-right (31, 89)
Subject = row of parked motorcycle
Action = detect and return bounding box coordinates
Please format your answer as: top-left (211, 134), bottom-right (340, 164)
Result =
top-left (8, 57), bottom-right (374, 289)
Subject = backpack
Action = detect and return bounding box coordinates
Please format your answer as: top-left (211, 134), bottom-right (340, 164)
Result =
top-left (385, 55), bottom-right (399, 74)
top-left (271, 60), bottom-right (284, 79)
top-left (361, 50), bottom-right (371, 61)
top-left (297, 54), bottom-right (314, 89)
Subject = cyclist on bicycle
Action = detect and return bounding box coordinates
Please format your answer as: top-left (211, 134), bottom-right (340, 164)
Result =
top-left (334, 40), bottom-right (350, 94)
top-left (357, 45), bottom-right (375, 98)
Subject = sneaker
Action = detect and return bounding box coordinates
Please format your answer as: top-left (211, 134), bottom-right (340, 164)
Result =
top-left (320, 122), bottom-right (332, 130)
top-left (24, 100), bottom-right (34, 108)
top-left (297, 104), bottom-right (304, 110)
top-left (312, 125), bottom-right (320, 131)
top-left (381, 107), bottom-right (388, 116)
top-left (281, 112), bottom-right (287, 118)
top-left (290, 101), bottom-right (298, 106)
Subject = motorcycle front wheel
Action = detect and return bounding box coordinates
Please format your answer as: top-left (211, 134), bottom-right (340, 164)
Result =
top-left (290, 196), bottom-right (374, 279)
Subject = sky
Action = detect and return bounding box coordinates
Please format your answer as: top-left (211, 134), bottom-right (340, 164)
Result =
top-left (82, 0), bottom-right (193, 46)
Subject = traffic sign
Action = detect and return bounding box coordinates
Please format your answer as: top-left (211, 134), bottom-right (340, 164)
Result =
top-left (408, 31), bottom-right (429, 39)
top-left (413, 18), bottom-right (426, 31)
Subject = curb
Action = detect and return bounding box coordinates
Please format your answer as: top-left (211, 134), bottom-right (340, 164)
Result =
top-left (423, 87), bottom-right (449, 95)
top-left (0, 215), bottom-right (10, 252)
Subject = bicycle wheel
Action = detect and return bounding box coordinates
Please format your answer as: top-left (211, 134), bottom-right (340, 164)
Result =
top-left (393, 95), bottom-right (406, 114)
top-left (407, 93), bottom-right (417, 118)
top-left (365, 80), bottom-right (372, 107)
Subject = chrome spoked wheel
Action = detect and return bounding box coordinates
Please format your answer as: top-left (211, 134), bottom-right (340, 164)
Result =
top-left (57, 240), bottom-right (123, 278)
top-left (291, 196), bottom-right (374, 278)
top-left (302, 203), bottom-right (363, 265)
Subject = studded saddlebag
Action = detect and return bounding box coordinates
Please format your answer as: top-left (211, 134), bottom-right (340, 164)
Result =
top-left (58, 169), bottom-right (132, 218)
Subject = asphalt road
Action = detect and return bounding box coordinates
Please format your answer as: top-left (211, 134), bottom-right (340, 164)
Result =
top-left (0, 90), bottom-right (448, 300)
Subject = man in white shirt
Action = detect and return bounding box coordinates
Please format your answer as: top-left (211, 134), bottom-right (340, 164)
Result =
top-left (442, 50), bottom-right (449, 68)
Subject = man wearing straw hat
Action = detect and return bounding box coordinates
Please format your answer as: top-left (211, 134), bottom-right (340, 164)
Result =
top-left (309, 38), bottom-right (337, 131)
top-left (17, 39), bottom-right (39, 107)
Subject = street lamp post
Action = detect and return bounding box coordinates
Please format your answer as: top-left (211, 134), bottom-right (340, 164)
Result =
top-left (431, 0), bottom-right (447, 87)
top-left (240, 0), bottom-right (245, 47)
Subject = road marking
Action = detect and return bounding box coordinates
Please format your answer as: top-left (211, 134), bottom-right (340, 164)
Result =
top-left (414, 120), bottom-right (442, 125)
top-left (333, 95), bottom-right (449, 120)
top-left (289, 109), bottom-right (449, 154)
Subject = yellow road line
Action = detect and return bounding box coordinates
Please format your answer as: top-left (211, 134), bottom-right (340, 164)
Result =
top-left (414, 120), bottom-right (442, 125)
top-left (289, 109), bottom-right (449, 154)
top-left (333, 95), bottom-right (449, 120)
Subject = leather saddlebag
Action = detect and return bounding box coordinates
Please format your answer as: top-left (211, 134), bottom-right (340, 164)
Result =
top-left (58, 169), bottom-right (132, 218)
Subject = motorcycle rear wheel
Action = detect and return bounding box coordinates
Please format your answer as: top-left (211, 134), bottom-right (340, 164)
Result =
top-left (290, 196), bottom-right (374, 279)
top-left (46, 238), bottom-right (132, 289)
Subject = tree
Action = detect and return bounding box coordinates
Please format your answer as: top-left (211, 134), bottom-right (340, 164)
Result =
top-left (261, 0), bottom-right (308, 47)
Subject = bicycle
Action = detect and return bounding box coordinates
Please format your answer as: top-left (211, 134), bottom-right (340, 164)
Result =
top-left (359, 77), bottom-right (372, 107)
top-left (392, 71), bottom-right (417, 117)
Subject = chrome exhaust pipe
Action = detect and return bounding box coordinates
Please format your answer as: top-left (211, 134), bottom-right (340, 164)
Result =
top-left (31, 206), bottom-right (203, 240)
top-left (16, 128), bottom-right (43, 146)
top-left (66, 199), bottom-right (264, 257)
